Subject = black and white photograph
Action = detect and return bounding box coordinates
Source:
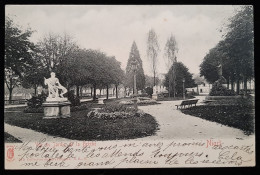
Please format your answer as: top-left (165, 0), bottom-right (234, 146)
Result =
top-left (4, 5), bottom-right (255, 169)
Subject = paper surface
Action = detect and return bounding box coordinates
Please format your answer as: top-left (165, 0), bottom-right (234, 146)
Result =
top-left (4, 5), bottom-right (255, 169)
top-left (5, 138), bottom-right (255, 169)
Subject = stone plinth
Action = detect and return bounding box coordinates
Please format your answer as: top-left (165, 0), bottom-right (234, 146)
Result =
top-left (42, 101), bottom-right (71, 119)
top-left (152, 94), bottom-right (158, 100)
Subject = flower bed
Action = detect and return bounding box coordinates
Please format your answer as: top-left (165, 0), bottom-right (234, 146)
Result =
top-left (87, 102), bottom-right (145, 119)
top-left (87, 108), bottom-right (145, 120)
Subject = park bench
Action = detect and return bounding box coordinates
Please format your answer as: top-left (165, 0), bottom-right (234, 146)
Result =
top-left (175, 99), bottom-right (199, 109)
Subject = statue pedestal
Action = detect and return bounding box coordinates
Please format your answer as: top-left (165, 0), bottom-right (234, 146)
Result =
top-left (42, 101), bottom-right (71, 119)
top-left (152, 93), bottom-right (158, 100)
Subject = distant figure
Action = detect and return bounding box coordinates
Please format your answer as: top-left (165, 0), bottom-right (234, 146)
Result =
top-left (44, 72), bottom-right (67, 99)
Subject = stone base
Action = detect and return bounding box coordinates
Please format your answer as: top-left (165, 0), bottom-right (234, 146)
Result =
top-left (42, 101), bottom-right (71, 119)
top-left (46, 97), bottom-right (68, 102)
top-left (152, 94), bottom-right (158, 100)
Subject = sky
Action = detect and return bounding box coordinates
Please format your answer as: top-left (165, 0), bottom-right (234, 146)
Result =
top-left (5, 5), bottom-right (240, 77)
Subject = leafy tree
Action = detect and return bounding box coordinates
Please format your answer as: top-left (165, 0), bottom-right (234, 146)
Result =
top-left (105, 56), bottom-right (125, 99)
top-left (225, 5), bottom-right (254, 94)
top-left (200, 6), bottom-right (253, 95)
top-left (4, 69), bottom-right (20, 103)
top-left (164, 34), bottom-right (178, 97)
top-left (164, 62), bottom-right (195, 96)
top-left (126, 41), bottom-right (146, 93)
top-left (5, 16), bottom-right (36, 103)
top-left (58, 49), bottom-right (124, 100)
top-left (200, 47), bottom-right (220, 84)
top-left (147, 29), bottom-right (160, 86)
top-left (21, 49), bottom-right (49, 95)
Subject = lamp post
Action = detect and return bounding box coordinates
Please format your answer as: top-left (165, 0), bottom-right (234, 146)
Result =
top-left (131, 59), bottom-right (138, 111)
top-left (183, 78), bottom-right (185, 100)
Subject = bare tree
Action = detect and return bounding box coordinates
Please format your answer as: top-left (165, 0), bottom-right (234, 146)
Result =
top-left (147, 29), bottom-right (160, 86)
top-left (37, 32), bottom-right (79, 72)
top-left (164, 34), bottom-right (178, 97)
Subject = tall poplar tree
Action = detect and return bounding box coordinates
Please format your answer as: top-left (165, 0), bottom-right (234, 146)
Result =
top-left (147, 29), bottom-right (160, 86)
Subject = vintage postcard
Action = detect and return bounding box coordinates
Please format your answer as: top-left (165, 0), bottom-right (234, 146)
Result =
top-left (4, 5), bottom-right (255, 169)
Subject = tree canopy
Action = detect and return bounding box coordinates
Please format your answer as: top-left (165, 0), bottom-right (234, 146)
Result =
top-left (164, 62), bottom-right (195, 96)
top-left (5, 16), bottom-right (36, 102)
top-left (200, 6), bottom-right (253, 93)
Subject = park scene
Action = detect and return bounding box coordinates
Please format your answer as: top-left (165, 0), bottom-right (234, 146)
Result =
top-left (5, 5), bottom-right (254, 143)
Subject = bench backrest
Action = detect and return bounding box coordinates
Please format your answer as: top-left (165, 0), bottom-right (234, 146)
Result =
top-left (180, 99), bottom-right (198, 105)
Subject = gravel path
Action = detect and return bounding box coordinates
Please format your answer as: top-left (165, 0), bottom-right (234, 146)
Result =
top-left (136, 98), bottom-right (249, 141)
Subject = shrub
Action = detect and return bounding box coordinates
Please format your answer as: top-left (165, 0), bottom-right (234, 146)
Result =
top-left (209, 83), bottom-right (235, 96)
top-left (27, 94), bottom-right (47, 108)
top-left (64, 90), bottom-right (81, 106)
top-left (145, 87), bottom-right (153, 96)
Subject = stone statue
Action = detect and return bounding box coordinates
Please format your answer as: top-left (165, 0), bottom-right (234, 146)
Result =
top-left (216, 61), bottom-right (226, 85)
top-left (44, 72), bottom-right (67, 101)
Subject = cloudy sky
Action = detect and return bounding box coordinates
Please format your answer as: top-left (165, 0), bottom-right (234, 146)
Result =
top-left (6, 5), bottom-right (239, 76)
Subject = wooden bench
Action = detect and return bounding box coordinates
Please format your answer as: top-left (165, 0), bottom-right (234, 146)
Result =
top-left (175, 99), bottom-right (199, 109)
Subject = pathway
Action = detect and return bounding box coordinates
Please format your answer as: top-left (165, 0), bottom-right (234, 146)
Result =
top-left (5, 123), bottom-right (74, 142)
top-left (136, 97), bottom-right (250, 141)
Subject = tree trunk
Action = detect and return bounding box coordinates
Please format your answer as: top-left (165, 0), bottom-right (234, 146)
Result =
top-left (115, 85), bottom-right (118, 99)
top-left (243, 76), bottom-right (247, 96)
top-left (90, 87), bottom-right (93, 97)
top-left (173, 79), bottom-right (176, 98)
top-left (8, 88), bottom-right (13, 104)
top-left (231, 79), bottom-right (234, 91)
top-left (80, 86), bottom-right (83, 98)
top-left (227, 77), bottom-right (230, 89)
top-left (76, 85), bottom-right (80, 98)
top-left (106, 85), bottom-right (109, 99)
top-left (236, 80), bottom-right (240, 95)
top-left (34, 84), bottom-right (37, 96)
top-left (168, 80), bottom-right (171, 97)
top-left (153, 74), bottom-right (156, 87)
top-left (124, 87), bottom-right (126, 97)
top-left (67, 83), bottom-right (70, 93)
top-left (93, 84), bottom-right (96, 100)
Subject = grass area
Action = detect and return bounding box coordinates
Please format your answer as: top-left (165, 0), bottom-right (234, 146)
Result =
top-left (5, 106), bottom-right (26, 111)
top-left (5, 132), bottom-right (22, 143)
top-left (4, 106), bottom-right (159, 141)
top-left (181, 101), bottom-right (254, 135)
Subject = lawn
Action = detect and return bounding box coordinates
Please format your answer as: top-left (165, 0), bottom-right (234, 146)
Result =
top-left (4, 107), bottom-right (159, 141)
top-left (181, 101), bottom-right (254, 135)
top-left (5, 132), bottom-right (22, 143)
